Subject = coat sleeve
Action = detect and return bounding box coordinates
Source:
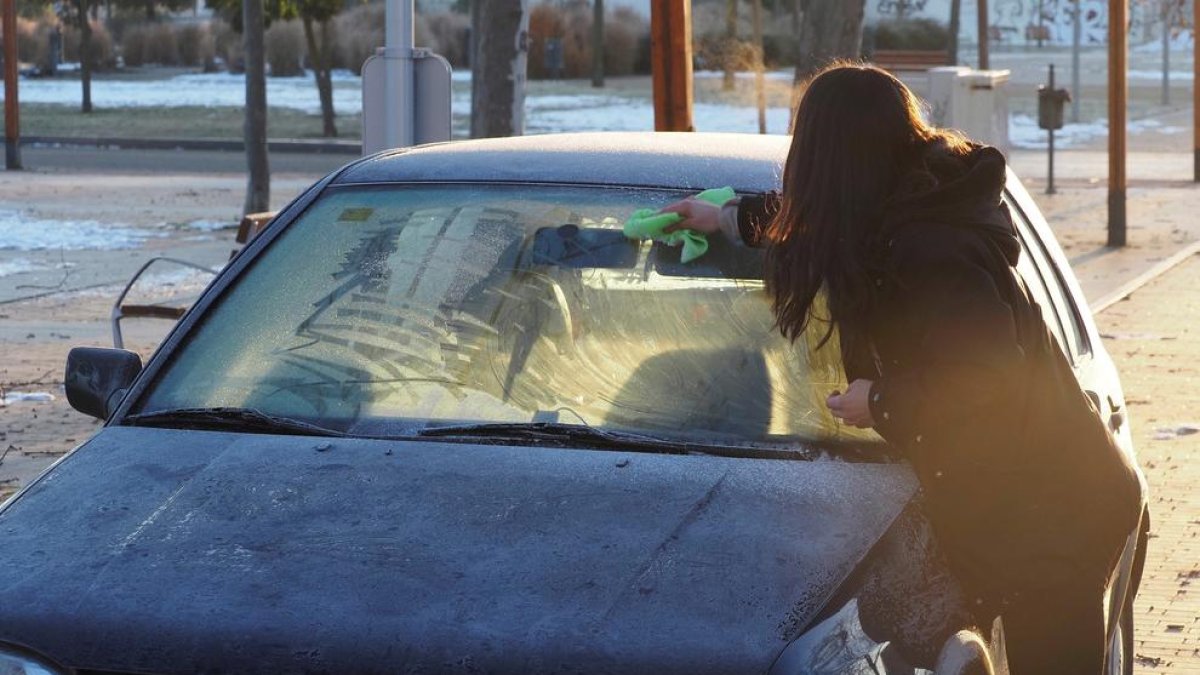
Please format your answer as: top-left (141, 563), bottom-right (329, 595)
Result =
top-left (866, 245), bottom-right (1027, 446)
top-left (735, 192), bottom-right (781, 248)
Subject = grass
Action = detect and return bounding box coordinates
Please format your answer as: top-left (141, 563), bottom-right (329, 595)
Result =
top-left (20, 103), bottom-right (364, 141)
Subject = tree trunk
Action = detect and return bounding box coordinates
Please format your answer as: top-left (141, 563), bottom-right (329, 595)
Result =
top-left (76, 0), bottom-right (92, 113)
top-left (947, 0), bottom-right (960, 65)
top-left (471, 0), bottom-right (527, 138)
top-left (793, 0), bottom-right (865, 85)
top-left (302, 16), bottom-right (337, 138)
top-left (144, 0), bottom-right (154, 20)
top-left (242, 0), bottom-right (270, 215)
top-left (751, 0), bottom-right (766, 134)
top-left (723, 0), bottom-right (737, 91)
top-left (591, 0), bottom-right (604, 88)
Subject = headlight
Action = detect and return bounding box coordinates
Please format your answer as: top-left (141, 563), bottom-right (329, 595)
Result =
top-left (0, 644), bottom-right (67, 675)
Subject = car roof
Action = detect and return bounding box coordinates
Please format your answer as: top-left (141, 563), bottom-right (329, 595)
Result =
top-left (333, 132), bottom-right (789, 193)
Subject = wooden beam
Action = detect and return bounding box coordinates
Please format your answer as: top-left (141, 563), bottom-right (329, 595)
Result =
top-left (3, 0), bottom-right (21, 169)
top-left (1108, 0), bottom-right (1127, 247)
top-left (651, 0), bottom-right (693, 132)
top-left (976, 0), bottom-right (989, 69)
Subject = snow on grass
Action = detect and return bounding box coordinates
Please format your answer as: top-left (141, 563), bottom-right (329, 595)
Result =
top-left (0, 210), bottom-right (162, 251)
top-left (0, 258), bottom-right (43, 277)
top-left (1008, 114), bottom-right (1184, 149)
top-left (178, 219), bottom-right (237, 232)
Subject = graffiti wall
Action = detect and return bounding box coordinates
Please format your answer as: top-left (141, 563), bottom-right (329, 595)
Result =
top-left (866, 0), bottom-right (1195, 47)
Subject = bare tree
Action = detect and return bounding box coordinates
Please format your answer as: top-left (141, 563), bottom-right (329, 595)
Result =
top-left (723, 0), bottom-right (737, 91)
top-left (793, 0), bottom-right (865, 84)
top-left (471, 0), bottom-right (527, 138)
top-left (243, 0), bottom-right (270, 214)
top-left (591, 0), bottom-right (604, 88)
top-left (948, 0), bottom-right (961, 64)
top-left (74, 0), bottom-right (93, 112)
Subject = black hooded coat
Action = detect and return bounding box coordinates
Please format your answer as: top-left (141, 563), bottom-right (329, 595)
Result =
top-left (739, 144), bottom-right (1143, 606)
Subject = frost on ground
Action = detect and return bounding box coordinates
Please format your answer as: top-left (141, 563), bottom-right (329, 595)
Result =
top-left (0, 392), bottom-right (57, 406)
top-left (0, 210), bottom-right (163, 251)
top-left (1008, 114), bottom-right (1184, 149)
top-left (0, 258), bottom-right (43, 278)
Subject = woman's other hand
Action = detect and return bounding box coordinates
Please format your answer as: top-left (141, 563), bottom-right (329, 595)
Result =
top-left (659, 197), bottom-right (721, 235)
top-left (827, 379), bottom-right (876, 428)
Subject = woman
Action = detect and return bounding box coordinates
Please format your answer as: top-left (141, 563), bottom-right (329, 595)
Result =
top-left (662, 64), bottom-right (1142, 673)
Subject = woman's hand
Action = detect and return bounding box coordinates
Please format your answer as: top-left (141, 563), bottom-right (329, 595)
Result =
top-left (827, 379), bottom-right (876, 428)
top-left (658, 197), bottom-right (722, 235)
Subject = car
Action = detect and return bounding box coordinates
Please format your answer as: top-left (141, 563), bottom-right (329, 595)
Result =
top-left (0, 133), bottom-right (1147, 675)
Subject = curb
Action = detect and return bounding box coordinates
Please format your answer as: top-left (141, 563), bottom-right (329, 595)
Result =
top-left (23, 136), bottom-right (361, 155)
top-left (1091, 239), bottom-right (1200, 314)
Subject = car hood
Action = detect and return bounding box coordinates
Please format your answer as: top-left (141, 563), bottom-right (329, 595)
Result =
top-left (0, 427), bottom-right (917, 674)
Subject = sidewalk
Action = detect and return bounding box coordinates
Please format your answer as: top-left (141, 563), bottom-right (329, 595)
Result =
top-left (1097, 255), bottom-right (1200, 673)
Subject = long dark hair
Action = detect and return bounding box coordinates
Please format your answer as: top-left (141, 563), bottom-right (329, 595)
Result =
top-left (765, 63), bottom-right (969, 348)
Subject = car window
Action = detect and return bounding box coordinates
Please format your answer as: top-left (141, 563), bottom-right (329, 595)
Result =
top-left (1006, 196), bottom-right (1089, 361)
top-left (135, 185), bottom-right (878, 448)
top-left (1007, 203), bottom-right (1070, 356)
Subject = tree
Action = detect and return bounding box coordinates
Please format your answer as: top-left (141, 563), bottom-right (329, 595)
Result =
top-left (71, 0), bottom-right (93, 112)
top-left (723, 0), bottom-right (737, 90)
top-left (470, 0), bottom-right (527, 138)
top-left (793, 0), bottom-right (865, 84)
top-left (296, 0), bottom-right (340, 137)
top-left (243, 0), bottom-right (270, 214)
top-left (209, 0), bottom-right (340, 138)
top-left (591, 0), bottom-right (603, 87)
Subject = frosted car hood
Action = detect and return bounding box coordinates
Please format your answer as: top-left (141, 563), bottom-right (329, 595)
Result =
top-left (0, 427), bottom-right (917, 674)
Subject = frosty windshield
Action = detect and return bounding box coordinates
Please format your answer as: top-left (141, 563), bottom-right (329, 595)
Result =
top-left (136, 184), bottom-right (877, 447)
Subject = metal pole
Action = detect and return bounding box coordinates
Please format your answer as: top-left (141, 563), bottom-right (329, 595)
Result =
top-left (1161, 0), bottom-right (1170, 105)
top-left (977, 0), bottom-right (990, 70)
top-left (1071, 0), bottom-right (1081, 121)
top-left (1108, 0), bottom-right (1127, 247)
top-left (592, 0), bottom-right (605, 88)
top-left (651, 0), bottom-right (694, 131)
top-left (3, 0), bottom-right (21, 170)
top-left (384, 0), bottom-right (415, 149)
top-left (1047, 64), bottom-right (1057, 195)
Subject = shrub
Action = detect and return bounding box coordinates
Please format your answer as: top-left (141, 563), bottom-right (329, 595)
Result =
top-left (121, 24), bottom-right (148, 66)
top-left (62, 19), bottom-right (117, 70)
top-left (334, 3), bottom-right (384, 74)
top-left (142, 23), bottom-right (178, 64)
top-left (424, 11), bottom-right (468, 67)
top-left (603, 7), bottom-right (645, 77)
top-left (265, 19), bottom-right (305, 77)
top-left (211, 18), bottom-right (244, 72)
top-left (866, 18), bottom-right (950, 52)
top-left (176, 23), bottom-right (215, 68)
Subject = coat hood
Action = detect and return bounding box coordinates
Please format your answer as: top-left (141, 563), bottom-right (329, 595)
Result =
top-left (882, 140), bottom-right (1021, 267)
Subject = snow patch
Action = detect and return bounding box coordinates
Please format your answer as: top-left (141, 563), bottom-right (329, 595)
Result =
top-left (0, 258), bottom-right (43, 277)
top-left (0, 391), bottom-right (57, 406)
top-left (0, 210), bottom-right (162, 251)
top-left (1008, 114), bottom-right (1182, 149)
top-left (180, 219), bottom-right (237, 232)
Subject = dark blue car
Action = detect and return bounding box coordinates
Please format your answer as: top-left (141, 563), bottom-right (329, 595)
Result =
top-left (0, 133), bottom-right (1147, 674)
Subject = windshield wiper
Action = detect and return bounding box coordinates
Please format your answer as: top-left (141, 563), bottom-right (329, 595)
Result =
top-left (124, 407), bottom-right (347, 438)
top-left (417, 422), bottom-right (816, 460)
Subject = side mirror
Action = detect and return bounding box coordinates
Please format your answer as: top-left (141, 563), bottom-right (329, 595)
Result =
top-left (65, 348), bottom-right (143, 420)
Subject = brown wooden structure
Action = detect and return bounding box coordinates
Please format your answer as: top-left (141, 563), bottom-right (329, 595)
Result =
top-left (3, 0), bottom-right (20, 169)
top-left (650, 0), bottom-right (693, 132)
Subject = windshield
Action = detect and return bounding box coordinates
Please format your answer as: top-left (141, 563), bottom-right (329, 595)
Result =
top-left (135, 184), bottom-right (878, 449)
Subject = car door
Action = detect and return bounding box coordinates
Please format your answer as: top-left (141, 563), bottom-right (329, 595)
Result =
top-left (1003, 178), bottom-right (1131, 453)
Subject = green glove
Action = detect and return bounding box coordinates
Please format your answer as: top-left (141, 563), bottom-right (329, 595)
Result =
top-left (623, 186), bottom-right (737, 263)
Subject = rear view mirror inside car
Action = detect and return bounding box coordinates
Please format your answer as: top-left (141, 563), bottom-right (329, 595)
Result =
top-left (528, 225), bottom-right (639, 269)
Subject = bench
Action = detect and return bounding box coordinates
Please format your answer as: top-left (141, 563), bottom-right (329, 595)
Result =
top-left (871, 49), bottom-right (952, 72)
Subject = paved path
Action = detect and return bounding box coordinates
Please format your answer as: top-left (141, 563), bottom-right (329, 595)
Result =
top-left (1098, 254), bottom-right (1200, 673)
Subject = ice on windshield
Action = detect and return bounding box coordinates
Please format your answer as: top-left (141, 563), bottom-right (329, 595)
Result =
top-left (138, 185), bottom-right (877, 447)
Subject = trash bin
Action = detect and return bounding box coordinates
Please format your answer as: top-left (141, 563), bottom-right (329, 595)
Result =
top-left (927, 66), bottom-right (1012, 154)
